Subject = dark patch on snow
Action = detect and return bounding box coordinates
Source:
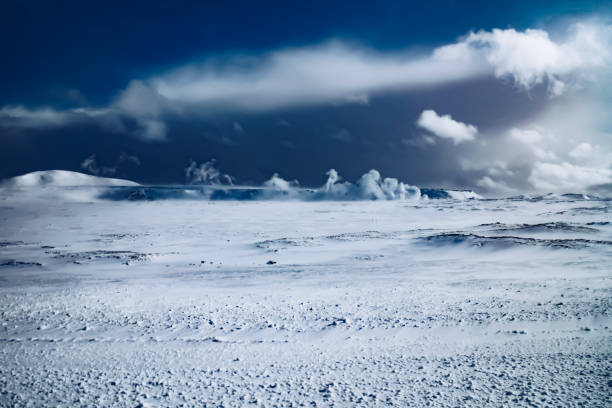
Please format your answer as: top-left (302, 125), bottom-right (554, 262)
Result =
top-left (419, 233), bottom-right (612, 250)
top-left (0, 241), bottom-right (26, 247)
top-left (325, 231), bottom-right (391, 241)
top-left (49, 250), bottom-right (151, 263)
top-left (255, 237), bottom-right (316, 251)
top-left (478, 222), bottom-right (599, 233)
top-left (0, 259), bottom-right (43, 267)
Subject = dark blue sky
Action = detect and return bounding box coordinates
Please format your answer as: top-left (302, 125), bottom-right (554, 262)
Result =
top-left (1, 1), bottom-right (611, 192)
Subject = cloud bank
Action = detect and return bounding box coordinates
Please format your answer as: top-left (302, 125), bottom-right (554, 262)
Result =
top-left (3, 20), bottom-right (608, 140)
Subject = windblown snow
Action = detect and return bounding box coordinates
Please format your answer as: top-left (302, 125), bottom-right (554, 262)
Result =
top-left (0, 171), bottom-right (610, 407)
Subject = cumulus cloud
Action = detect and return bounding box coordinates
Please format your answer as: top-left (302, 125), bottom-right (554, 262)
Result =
top-left (137, 119), bottom-right (167, 141)
top-left (416, 110), bottom-right (478, 144)
top-left (470, 114), bottom-right (611, 194)
top-left (458, 158), bottom-right (519, 195)
top-left (436, 21), bottom-right (612, 96)
top-left (529, 161), bottom-right (612, 192)
top-left (569, 142), bottom-right (593, 160)
top-left (111, 80), bottom-right (170, 140)
top-left (476, 176), bottom-right (514, 195)
top-left (508, 128), bottom-right (544, 145)
top-left (130, 21), bottom-right (610, 113)
top-left (507, 127), bottom-right (559, 160)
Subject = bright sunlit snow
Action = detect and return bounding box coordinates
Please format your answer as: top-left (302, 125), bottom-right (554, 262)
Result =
top-left (0, 174), bottom-right (610, 406)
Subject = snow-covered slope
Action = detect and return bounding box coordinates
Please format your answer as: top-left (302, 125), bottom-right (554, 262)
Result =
top-left (1, 170), bottom-right (139, 188)
top-left (0, 196), bottom-right (610, 406)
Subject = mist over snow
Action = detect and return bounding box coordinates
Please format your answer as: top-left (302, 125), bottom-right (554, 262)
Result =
top-left (257, 168), bottom-right (422, 201)
top-left (1, 167), bottom-right (430, 202)
top-left (185, 159), bottom-right (234, 185)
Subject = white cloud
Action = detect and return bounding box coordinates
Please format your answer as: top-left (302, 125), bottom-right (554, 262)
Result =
top-left (137, 119), bottom-right (167, 141)
top-left (533, 147), bottom-right (558, 161)
top-left (508, 128), bottom-right (544, 145)
top-left (529, 161), bottom-right (612, 192)
top-left (437, 22), bottom-right (612, 96)
top-left (0, 39), bottom-right (490, 140)
top-left (416, 110), bottom-right (477, 144)
top-left (569, 142), bottom-right (593, 160)
top-left (0, 105), bottom-right (134, 136)
top-left (0, 105), bottom-right (97, 128)
top-left (112, 80), bottom-right (170, 140)
top-left (507, 127), bottom-right (558, 160)
top-left (115, 80), bottom-right (165, 117)
top-left (487, 161), bottom-right (514, 177)
top-left (154, 20), bottom-right (608, 109)
top-left (0, 104), bottom-right (165, 141)
top-left (147, 41), bottom-right (487, 112)
top-left (476, 176), bottom-right (515, 195)
top-left (468, 104), bottom-right (611, 193)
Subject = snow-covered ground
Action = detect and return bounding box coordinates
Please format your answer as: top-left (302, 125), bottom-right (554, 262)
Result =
top-left (0, 184), bottom-right (611, 406)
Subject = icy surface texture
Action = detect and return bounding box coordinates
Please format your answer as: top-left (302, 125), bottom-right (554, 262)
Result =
top-left (0, 193), bottom-right (610, 406)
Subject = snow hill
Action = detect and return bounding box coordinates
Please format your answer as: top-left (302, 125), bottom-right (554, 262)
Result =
top-left (0, 170), bottom-right (139, 188)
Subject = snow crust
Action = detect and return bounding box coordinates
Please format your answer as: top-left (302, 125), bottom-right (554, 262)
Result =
top-left (0, 191), bottom-right (610, 406)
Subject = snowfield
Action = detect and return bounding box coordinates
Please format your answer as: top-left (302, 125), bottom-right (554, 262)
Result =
top-left (0, 186), bottom-right (611, 406)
